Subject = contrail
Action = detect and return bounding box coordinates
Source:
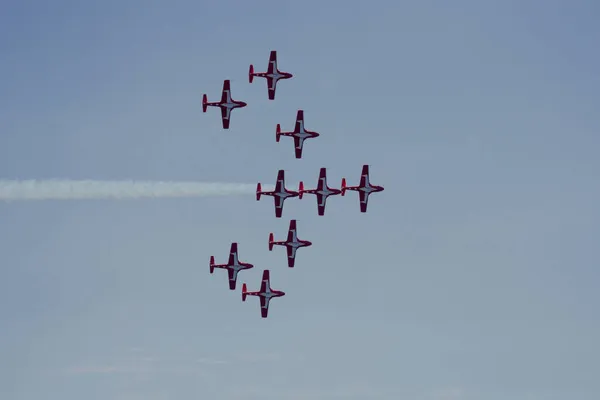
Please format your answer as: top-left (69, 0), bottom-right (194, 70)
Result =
top-left (0, 180), bottom-right (274, 201)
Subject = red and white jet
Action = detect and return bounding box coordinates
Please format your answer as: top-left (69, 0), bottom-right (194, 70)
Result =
top-left (256, 169), bottom-right (299, 218)
top-left (269, 219), bottom-right (312, 268)
top-left (341, 164), bottom-right (385, 213)
top-left (249, 50), bottom-right (293, 100)
top-left (209, 243), bottom-right (254, 290)
top-left (298, 167), bottom-right (342, 216)
top-left (202, 79), bottom-right (247, 129)
top-left (242, 270), bottom-right (285, 318)
top-left (276, 110), bottom-right (320, 159)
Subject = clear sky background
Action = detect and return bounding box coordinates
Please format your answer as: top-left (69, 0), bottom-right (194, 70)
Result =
top-left (1, 1), bottom-right (599, 399)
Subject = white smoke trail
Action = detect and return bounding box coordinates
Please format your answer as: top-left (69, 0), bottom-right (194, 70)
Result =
top-left (0, 180), bottom-right (274, 201)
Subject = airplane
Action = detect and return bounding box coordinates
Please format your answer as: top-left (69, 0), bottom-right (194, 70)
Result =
top-left (202, 79), bottom-right (247, 129)
top-left (298, 167), bottom-right (342, 216)
top-left (249, 50), bottom-right (293, 100)
top-left (269, 219), bottom-right (312, 268)
top-left (276, 110), bottom-right (320, 159)
top-left (242, 270), bottom-right (285, 318)
top-left (256, 169), bottom-right (299, 218)
top-left (209, 243), bottom-right (254, 290)
top-left (341, 164), bottom-right (385, 213)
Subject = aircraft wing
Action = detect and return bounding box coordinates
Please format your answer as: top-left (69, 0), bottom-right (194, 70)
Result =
top-left (275, 170), bottom-right (285, 193)
top-left (316, 168), bottom-right (328, 215)
top-left (294, 110), bottom-right (304, 132)
top-left (286, 219), bottom-right (297, 242)
top-left (274, 170), bottom-right (285, 217)
top-left (317, 168), bottom-right (327, 191)
top-left (260, 296), bottom-right (269, 318)
top-left (220, 107), bottom-right (230, 129)
top-left (286, 246), bottom-right (297, 268)
top-left (259, 270), bottom-right (271, 317)
top-left (220, 79), bottom-right (231, 103)
top-left (359, 190), bottom-right (369, 213)
top-left (316, 194), bottom-right (327, 216)
top-left (267, 77), bottom-right (276, 100)
top-left (227, 268), bottom-right (237, 290)
top-left (267, 50), bottom-right (277, 74)
top-left (359, 164), bottom-right (369, 187)
top-left (228, 243), bottom-right (238, 265)
top-left (293, 136), bottom-right (304, 158)
top-left (260, 270), bottom-right (270, 293)
top-left (274, 196), bottom-right (283, 218)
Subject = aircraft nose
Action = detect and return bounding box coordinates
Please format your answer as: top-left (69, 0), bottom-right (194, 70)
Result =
top-left (241, 101), bottom-right (247, 107)
top-left (305, 241), bottom-right (313, 246)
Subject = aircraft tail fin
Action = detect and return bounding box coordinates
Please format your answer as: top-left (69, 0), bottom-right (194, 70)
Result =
top-left (298, 181), bottom-right (304, 199)
top-left (249, 65), bottom-right (254, 83)
top-left (341, 178), bottom-right (347, 196)
top-left (209, 256), bottom-right (215, 273)
top-left (276, 124), bottom-right (281, 142)
top-left (256, 183), bottom-right (262, 200)
top-left (268, 232), bottom-right (274, 251)
top-left (242, 283), bottom-right (248, 301)
top-left (202, 94), bottom-right (208, 113)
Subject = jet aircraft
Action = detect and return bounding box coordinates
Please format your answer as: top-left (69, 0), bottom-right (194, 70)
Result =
top-left (209, 243), bottom-right (254, 290)
top-left (269, 219), bottom-right (312, 268)
top-left (276, 110), bottom-right (320, 159)
top-left (249, 50), bottom-right (293, 100)
top-left (341, 164), bottom-right (385, 212)
top-left (256, 169), bottom-right (299, 218)
top-left (202, 79), bottom-right (247, 129)
top-left (242, 270), bottom-right (285, 318)
top-left (298, 167), bottom-right (342, 216)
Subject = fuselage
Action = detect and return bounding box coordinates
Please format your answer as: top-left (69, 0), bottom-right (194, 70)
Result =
top-left (274, 239), bottom-right (310, 248)
top-left (228, 262), bottom-right (250, 280)
top-left (259, 286), bottom-right (284, 299)
top-left (276, 189), bottom-right (297, 199)
top-left (358, 184), bottom-right (383, 194)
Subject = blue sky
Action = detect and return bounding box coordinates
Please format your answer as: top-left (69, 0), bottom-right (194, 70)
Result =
top-left (1, 0), bottom-right (599, 399)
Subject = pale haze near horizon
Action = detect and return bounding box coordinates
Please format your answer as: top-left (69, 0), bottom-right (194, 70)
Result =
top-left (1, 1), bottom-right (599, 399)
